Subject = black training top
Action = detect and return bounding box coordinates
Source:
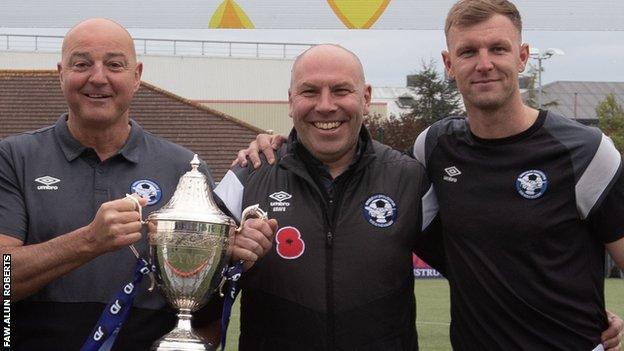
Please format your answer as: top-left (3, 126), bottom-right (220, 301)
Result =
top-left (414, 110), bottom-right (624, 350)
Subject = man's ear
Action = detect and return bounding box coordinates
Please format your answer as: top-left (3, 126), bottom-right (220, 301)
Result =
top-left (441, 50), bottom-right (454, 80)
top-left (288, 89), bottom-right (293, 119)
top-left (363, 84), bottom-right (372, 116)
top-left (133, 62), bottom-right (143, 92)
top-left (57, 62), bottom-right (64, 85)
top-left (518, 43), bottom-right (529, 72)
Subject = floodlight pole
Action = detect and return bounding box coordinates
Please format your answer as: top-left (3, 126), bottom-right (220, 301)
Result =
top-left (529, 48), bottom-right (564, 109)
top-left (537, 57), bottom-right (543, 109)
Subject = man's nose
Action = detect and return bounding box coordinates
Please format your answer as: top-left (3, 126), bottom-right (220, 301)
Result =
top-left (315, 89), bottom-right (337, 114)
top-left (88, 63), bottom-right (108, 85)
top-left (475, 49), bottom-right (494, 72)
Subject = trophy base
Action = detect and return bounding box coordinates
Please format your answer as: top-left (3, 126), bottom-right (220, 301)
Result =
top-left (151, 328), bottom-right (215, 351)
top-left (151, 339), bottom-right (215, 351)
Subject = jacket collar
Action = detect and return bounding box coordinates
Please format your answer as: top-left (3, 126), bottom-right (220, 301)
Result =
top-left (279, 125), bottom-right (377, 177)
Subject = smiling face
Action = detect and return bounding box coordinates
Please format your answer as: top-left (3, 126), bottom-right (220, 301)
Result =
top-left (442, 14), bottom-right (528, 112)
top-left (288, 45), bottom-right (371, 168)
top-left (58, 19), bottom-right (142, 128)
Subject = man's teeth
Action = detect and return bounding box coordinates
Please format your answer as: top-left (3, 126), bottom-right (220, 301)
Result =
top-left (314, 121), bottom-right (342, 130)
top-left (87, 94), bottom-right (108, 98)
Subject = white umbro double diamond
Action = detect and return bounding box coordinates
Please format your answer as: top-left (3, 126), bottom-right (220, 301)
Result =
top-left (35, 176), bottom-right (60, 186)
top-left (35, 176), bottom-right (61, 190)
top-left (269, 191), bottom-right (292, 213)
top-left (269, 191), bottom-right (292, 202)
top-left (443, 166), bottom-right (461, 183)
top-left (444, 167), bottom-right (461, 177)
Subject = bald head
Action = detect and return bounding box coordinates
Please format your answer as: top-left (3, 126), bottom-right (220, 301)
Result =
top-left (291, 44), bottom-right (366, 88)
top-left (287, 43), bottom-right (371, 173)
top-left (57, 17), bottom-right (143, 131)
top-left (62, 18), bottom-right (137, 64)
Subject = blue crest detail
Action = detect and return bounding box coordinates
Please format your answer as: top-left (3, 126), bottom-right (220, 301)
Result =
top-left (130, 179), bottom-right (162, 205)
top-left (363, 194), bottom-right (397, 228)
top-left (516, 170), bottom-right (548, 199)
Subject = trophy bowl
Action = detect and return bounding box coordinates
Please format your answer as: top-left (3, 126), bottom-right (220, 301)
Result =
top-left (147, 155), bottom-right (235, 351)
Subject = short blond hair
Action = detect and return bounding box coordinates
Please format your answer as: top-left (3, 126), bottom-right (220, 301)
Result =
top-left (445, 0), bottom-right (522, 36)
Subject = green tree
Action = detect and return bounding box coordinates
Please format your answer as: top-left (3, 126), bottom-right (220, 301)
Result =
top-left (406, 60), bottom-right (463, 125)
top-left (597, 93), bottom-right (624, 153)
top-left (364, 60), bottom-right (463, 151)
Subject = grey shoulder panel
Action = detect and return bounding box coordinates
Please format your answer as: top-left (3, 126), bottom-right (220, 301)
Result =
top-left (421, 184), bottom-right (439, 231)
top-left (542, 111), bottom-right (603, 182)
top-left (575, 134), bottom-right (622, 219)
top-left (413, 127), bottom-right (431, 167)
top-left (413, 116), bottom-right (468, 167)
top-left (543, 111), bottom-right (622, 219)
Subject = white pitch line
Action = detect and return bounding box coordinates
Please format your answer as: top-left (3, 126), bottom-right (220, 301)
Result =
top-left (416, 321), bottom-right (451, 326)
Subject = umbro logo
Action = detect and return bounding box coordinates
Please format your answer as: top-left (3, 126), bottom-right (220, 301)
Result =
top-left (269, 191), bottom-right (292, 213)
top-left (35, 176), bottom-right (60, 190)
top-left (443, 166), bottom-right (461, 183)
top-left (269, 191), bottom-right (292, 202)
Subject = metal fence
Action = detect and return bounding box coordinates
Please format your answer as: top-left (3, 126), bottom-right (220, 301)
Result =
top-left (0, 34), bottom-right (313, 59)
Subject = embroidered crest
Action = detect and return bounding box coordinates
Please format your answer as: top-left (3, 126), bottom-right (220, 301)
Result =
top-left (363, 194), bottom-right (397, 227)
top-left (516, 170), bottom-right (548, 199)
top-left (275, 226), bottom-right (305, 259)
top-left (130, 179), bottom-right (162, 205)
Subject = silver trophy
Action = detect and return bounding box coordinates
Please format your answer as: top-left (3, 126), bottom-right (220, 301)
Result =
top-left (147, 155), bottom-right (266, 351)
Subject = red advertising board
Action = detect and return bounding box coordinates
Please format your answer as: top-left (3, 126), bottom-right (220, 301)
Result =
top-left (413, 254), bottom-right (442, 279)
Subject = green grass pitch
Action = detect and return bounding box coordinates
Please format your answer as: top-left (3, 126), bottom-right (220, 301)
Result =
top-left (223, 278), bottom-right (624, 350)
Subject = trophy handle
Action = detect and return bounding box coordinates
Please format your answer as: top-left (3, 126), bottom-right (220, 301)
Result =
top-left (236, 204), bottom-right (269, 233)
top-left (125, 193), bottom-right (157, 292)
top-left (218, 204), bottom-right (268, 297)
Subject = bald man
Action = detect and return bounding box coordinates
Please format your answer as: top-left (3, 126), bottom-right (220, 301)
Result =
top-left (0, 18), bottom-right (274, 350)
top-left (213, 44), bottom-right (440, 350)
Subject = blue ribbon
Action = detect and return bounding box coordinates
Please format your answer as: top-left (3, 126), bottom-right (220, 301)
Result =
top-left (81, 258), bottom-right (153, 351)
top-left (220, 262), bottom-right (243, 351)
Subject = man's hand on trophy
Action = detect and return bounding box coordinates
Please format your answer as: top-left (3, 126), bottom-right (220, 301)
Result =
top-left (231, 134), bottom-right (286, 169)
top-left (84, 196), bottom-right (147, 254)
top-left (233, 218), bottom-right (278, 271)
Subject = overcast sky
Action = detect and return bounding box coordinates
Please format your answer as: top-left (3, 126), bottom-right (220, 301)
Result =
top-left (2, 27), bottom-right (622, 88)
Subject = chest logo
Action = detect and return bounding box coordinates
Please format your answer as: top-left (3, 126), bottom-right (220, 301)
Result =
top-left (35, 175), bottom-right (60, 190)
top-left (363, 194), bottom-right (397, 228)
top-left (269, 191), bottom-right (292, 213)
top-left (130, 179), bottom-right (162, 206)
top-left (516, 170), bottom-right (548, 199)
top-left (443, 166), bottom-right (461, 183)
top-left (275, 226), bottom-right (305, 259)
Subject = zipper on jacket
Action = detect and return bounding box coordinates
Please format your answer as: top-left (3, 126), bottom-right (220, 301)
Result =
top-left (324, 197), bottom-right (335, 350)
top-left (326, 230), bottom-right (333, 247)
top-left (324, 177), bottom-right (351, 351)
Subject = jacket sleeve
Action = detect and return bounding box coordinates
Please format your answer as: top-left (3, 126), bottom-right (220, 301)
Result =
top-left (214, 165), bottom-right (250, 223)
top-left (414, 177), bottom-right (447, 276)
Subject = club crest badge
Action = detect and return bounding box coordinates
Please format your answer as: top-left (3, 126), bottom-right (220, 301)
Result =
top-left (363, 194), bottom-right (397, 228)
top-left (516, 170), bottom-right (548, 199)
top-left (130, 179), bottom-right (162, 205)
top-left (275, 226), bottom-right (305, 259)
